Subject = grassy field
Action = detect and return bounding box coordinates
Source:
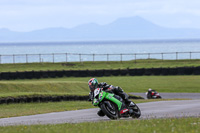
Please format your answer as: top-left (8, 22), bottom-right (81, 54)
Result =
top-left (0, 117), bottom-right (199, 132)
top-left (0, 75), bottom-right (200, 98)
top-left (0, 79), bottom-right (87, 97)
top-left (0, 59), bottom-right (200, 72)
top-left (0, 101), bottom-right (94, 118)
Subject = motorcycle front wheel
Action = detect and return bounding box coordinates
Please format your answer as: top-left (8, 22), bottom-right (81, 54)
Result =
top-left (100, 101), bottom-right (119, 120)
top-left (131, 104), bottom-right (141, 118)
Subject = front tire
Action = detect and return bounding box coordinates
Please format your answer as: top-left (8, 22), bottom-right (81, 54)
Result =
top-left (100, 101), bottom-right (119, 120)
top-left (157, 96), bottom-right (162, 99)
top-left (131, 104), bottom-right (141, 118)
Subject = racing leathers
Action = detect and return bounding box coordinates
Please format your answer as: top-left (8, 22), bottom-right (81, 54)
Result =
top-left (89, 82), bottom-right (132, 106)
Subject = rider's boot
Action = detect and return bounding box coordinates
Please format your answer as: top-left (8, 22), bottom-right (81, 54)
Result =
top-left (124, 99), bottom-right (136, 107)
top-left (119, 92), bottom-right (136, 107)
top-left (97, 109), bottom-right (105, 117)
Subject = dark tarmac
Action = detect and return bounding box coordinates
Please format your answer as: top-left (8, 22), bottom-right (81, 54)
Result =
top-left (130, 93), bottom-right (200, 99)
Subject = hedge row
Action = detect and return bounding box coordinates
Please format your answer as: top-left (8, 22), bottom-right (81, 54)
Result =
top-left (0, 66), bottom-right (200, 80)
top-left (0, 95), bottom-right (143, 104)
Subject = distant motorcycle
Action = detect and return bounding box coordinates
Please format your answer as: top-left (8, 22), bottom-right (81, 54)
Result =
top-left (93, 88), bottom-right (141, 119)
top-left (146, 89), bottom-right (162, 99)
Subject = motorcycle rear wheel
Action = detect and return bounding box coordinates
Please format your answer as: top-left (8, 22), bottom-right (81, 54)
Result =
top-left (100, 101), bottom-right (119, 120)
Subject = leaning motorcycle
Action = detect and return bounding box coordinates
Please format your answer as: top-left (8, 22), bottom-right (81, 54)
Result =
top-left (93, 88), bottom-right (141, 120)
top-left (146, 90), bottom-right (162, 99)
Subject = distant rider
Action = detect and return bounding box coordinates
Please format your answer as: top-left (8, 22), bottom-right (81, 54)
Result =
top-left (147, 88), bottom-right (155, 99)
top-left (88, 78), bottom-right (134, 116)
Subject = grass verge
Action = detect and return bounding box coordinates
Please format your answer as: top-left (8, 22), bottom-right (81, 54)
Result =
top-left (0, 75), bottom-right (200, 99)
top-left (0, 117), bottom-right (199, 132)
top-left (0, 101), bottom-right (94, 118)
top-left (0, 59), bottom-right (200, 72)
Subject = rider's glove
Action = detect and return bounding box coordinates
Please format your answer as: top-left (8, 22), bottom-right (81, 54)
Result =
top-left (88, 98), bottom-right (92, 101)
top-left (88, 92), bottom-right (93, 101)
top-left (116, 86), bottom-right (123, 92)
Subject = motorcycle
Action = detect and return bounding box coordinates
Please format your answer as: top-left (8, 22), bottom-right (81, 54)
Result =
top-left (93, 88), bottom-right (141, 120)
top-left (146, 90), bottom-right (162, 99)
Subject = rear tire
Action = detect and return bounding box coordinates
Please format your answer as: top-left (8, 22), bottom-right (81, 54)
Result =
top-left (100, 101), bottom-right (119, 120)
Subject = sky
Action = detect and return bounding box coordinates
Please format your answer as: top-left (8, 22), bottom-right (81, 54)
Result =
top-left (1, 0), bottom-right (200, 32)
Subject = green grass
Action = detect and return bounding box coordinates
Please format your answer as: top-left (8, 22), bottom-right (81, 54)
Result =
top-left (0, 101), bottom-right (95, 118)
top-left (0, 80), bottom-right (88, 97)
top-left (0, 75), bottom-right (200, 98)
top-left (0, 59), bottom-right (200, 72)
top-left (0, 117), bottom-right (199, 132)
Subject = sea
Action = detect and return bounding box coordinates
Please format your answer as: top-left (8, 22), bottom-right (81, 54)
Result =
top-left (0, 39), bottom-right (200, 63)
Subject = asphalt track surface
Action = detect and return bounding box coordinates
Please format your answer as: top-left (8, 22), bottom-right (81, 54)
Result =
top-left (131, 93), bottom-right (200, 99)
top-left (0, 99), bottom-right (200, 126)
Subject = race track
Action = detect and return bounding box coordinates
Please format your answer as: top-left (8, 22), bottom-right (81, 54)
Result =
top-left (0, 100), bottom-right (200, 126)
top-left (131, 93), bottom-right (200, 99)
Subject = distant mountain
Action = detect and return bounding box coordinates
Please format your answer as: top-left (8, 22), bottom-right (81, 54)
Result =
top-left (0, 16), bottom-right (200, 42)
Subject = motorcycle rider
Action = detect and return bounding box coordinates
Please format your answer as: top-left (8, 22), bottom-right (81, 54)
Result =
top-left (147, 88), bottom-right (161, 99)
top-left (147, 88), bottom-right (156, 99)
top-left (88, 78), bottom-right (134, 117)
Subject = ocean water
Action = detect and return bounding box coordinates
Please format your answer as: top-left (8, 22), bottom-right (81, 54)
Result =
top-left (0, 40), bottom-right (200, 63)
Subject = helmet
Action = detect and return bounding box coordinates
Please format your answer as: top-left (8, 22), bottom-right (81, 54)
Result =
top-left (88, 78), bottom-right (98, 91)
top-left (148, 88), bottom-right (152, 91)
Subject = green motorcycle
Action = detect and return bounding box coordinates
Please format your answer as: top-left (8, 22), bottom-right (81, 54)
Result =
top-left (93, 88), bottom-right (141, 120)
